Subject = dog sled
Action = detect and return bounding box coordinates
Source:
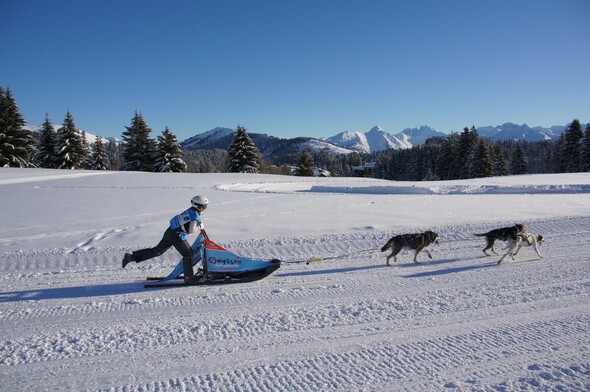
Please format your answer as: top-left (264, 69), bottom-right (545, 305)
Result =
top-left (144, 233), bottom-right (281, 288)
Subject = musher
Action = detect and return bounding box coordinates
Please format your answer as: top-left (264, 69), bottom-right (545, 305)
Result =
top-left (122, 195), bottom-right (208, 283)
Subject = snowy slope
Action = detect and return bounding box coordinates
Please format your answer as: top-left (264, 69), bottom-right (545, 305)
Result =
top-left (325, 130), bottom-right (371, 152)
top-left (181, 127), bottom-right (235, 148)
top-left (1, 168), bottom-right (589, 391)
top-left (297, 138), bottom-right (355, 155)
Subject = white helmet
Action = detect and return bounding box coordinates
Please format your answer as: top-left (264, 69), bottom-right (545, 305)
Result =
top-left (191, 195), bottom-right (208, 211)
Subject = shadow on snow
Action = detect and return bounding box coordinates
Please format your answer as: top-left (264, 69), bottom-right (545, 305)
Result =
top-left (0, 256), bottom-right (518, 302)
top-left (401, 256), bottom-right (497, 278)
top-left (279, 254), bottom-right (499, 279)
top-left (0, 281), bottom-right (147, 303)
top-left (278, 264), bottom-right (387, 277)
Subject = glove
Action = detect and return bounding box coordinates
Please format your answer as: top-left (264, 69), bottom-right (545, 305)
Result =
top-left (198, 222), bottom-right (204, 230)
top-left (178, 231), bottom-right (187, 241)
top-left (195, 235), bottom-right (205, 246)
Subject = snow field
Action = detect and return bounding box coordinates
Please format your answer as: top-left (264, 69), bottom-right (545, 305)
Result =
top-left (0, 169), bottom-right (589, 391)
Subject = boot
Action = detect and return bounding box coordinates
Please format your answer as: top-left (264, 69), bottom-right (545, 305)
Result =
top-left (183, 257), bottom-right (196, 284)
top-left (122, 253), bottom-right (134, 268)
top-left (184, 276), bottom-right (200, 285)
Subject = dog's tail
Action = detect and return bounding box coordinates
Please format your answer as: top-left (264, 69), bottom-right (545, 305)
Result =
top-left (473, 233), bottom-right (486, 237)
top-left (381, 238), bottom-right (394, 252)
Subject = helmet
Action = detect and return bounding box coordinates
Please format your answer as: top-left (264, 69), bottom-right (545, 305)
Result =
top-left (191, 195), bottom-right (208, 211)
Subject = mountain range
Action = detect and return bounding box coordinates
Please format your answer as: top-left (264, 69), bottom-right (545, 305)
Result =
top-left (181, 123), bottom-right (570, 157)
top-left (477, 123), bottom-right (566, 141)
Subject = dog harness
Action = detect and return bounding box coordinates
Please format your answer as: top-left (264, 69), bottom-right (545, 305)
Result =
top-left (404, 234), bottom-right (422, 248)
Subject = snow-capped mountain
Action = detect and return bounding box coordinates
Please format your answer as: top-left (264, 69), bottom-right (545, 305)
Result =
top-left (394, 125), bottom-right (446, 146)
top-left (325, 126), bottom-right (411, 153)
top-left (325, 125), bottom-right (446, 153)
top-left (364, 125), bottom-right (410, 151)
top-left (324, 131), bottom-right (369, 152)
top-left (477, 123), bottom-right (567, 141)
top-left (181, 127), bottom-right (235, 148)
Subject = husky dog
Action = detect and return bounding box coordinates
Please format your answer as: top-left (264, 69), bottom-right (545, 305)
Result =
top-left (381, 231), bottom-right (441, 265)
top-left (474, 224), bottom-right (526, 255)
top-left (497, 233), bottom-right (544, 265)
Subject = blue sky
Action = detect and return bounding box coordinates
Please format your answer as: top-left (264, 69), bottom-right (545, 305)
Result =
top-left (2, 0), bottom-right (589, 140)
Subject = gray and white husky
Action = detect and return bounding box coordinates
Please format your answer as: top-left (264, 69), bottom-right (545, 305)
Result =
top-left (497, 233), bottom-right (544, 265)
top-left (381, 231), bottom-right (441, 265)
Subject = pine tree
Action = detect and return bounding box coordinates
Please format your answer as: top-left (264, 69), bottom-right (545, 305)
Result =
top-left (551, 133), bottom-right (566, 172)
top-left (457, 126), bottom-right (479, 178)
top-left (153, 127), bottom-right (187, 173)
top-left (472, 139), bottom-right (492, 178)
top-left (492, 144), bottom-right (508, 176)
top-left (121, 112), bottom-right (156, 171)
top-left (35, 114), bottom-right (58, 168)
top-left (563, 119), bottom-right (584, 172)
top-left (80, 131), bottom-right (91, 168)
top-left (0, 87), bottom-right (37, 167)
top-left (226, 125), bottom-right (261, 173)
top-left (55, 111), bottom-right (87, 169)
top-left (436, 135), bottom-right (460, 180)
top-left (296, 149), bottom-right (314, 176)
top-left (580, 123), bottom-right (590, 172)
top-left (89, 136), bottom-right (110, 170)
top-left (510, 145), bottom-right (527, 175)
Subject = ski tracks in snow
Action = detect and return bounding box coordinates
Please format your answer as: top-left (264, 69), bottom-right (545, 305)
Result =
top-left (1, 216), bottom-right (589, 391)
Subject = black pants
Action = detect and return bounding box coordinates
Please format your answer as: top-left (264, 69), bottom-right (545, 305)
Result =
top-left (132, 228), bottom-right (195, 278)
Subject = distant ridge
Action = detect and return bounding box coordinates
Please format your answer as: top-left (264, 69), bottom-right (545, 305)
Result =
top-left (179, 122), bottom-right (572, 157)
top-left (477, 123), bottom-right (566, 141)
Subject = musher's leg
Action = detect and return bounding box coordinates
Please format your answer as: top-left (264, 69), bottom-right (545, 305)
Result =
top-left (174, 239), bottom-right (194, 280)
top-left (123, 228), bottom-right (174, 268)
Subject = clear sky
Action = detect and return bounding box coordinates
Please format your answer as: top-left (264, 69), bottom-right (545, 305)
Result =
top-left (2, 0), bottom-right (589, 141)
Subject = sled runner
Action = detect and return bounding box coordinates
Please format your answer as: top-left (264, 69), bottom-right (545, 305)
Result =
top-left (144, 234), bottom-right (281, 288)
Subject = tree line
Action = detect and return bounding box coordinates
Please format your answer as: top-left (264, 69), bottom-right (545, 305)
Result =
top-left (0, 87), bottom-right (266, 174)
top-left (367, 121), bottom-right (590, 181)
top-left (0, 87), bottom-right (187, 172)
top-left (2, 87), bottom-right (589, 178)
top-left (33, 110), bottom-right (189, 173)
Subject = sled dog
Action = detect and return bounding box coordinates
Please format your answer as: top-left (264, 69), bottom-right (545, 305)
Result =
top-left (381, 231), bottom-right (441, 265)
top-left (474, 224), bottom-right (526, 255)
top-left (497, 233), bottom-right (544, 265)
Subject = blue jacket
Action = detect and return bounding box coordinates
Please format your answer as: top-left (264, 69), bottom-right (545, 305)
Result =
top-left (169, 207), bottom-right (202, 234)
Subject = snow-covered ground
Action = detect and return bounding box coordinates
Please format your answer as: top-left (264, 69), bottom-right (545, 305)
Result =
top-left (1, 168), bottom-right (589, 391)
